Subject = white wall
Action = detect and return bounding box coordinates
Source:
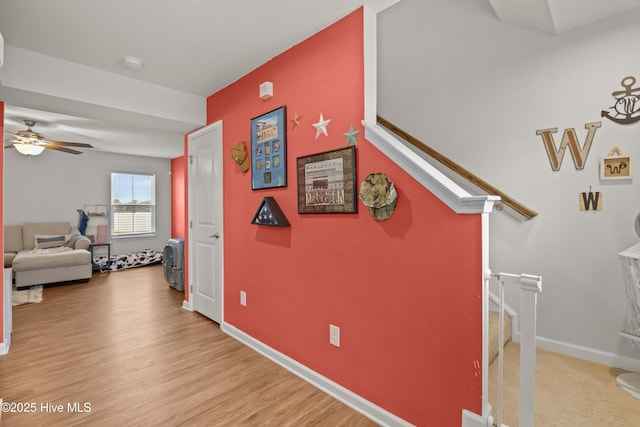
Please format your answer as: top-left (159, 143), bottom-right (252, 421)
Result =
top-left (378, 0), bottom-right (640, 366)
top-left (4, 148), bottom-right (171, 256)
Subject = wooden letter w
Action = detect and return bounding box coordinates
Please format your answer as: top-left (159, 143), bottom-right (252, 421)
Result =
top-left (536, 122), bottom-right (602, 171)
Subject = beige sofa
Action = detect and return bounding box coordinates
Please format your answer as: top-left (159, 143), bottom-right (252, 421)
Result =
top-left (4, 222), bottom-right (93, 288)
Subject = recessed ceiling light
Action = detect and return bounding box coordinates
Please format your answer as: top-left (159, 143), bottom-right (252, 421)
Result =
top-left (121, 56), bottom-right (144, 71)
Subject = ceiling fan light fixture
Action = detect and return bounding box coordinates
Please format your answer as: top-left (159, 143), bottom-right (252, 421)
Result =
top-left (122, 56), bottom-right (144, 71)
top-left (8, 119), bottom-right (93, 155)
top-left (14, 143), bottom-right (45, 156)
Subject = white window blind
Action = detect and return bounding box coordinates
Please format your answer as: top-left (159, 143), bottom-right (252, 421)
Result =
top-left (110, 172), bottom-right (156, 237)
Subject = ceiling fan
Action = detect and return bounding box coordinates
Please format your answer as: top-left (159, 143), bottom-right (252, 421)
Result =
top-left (4, 120), bottom-right (94, 155)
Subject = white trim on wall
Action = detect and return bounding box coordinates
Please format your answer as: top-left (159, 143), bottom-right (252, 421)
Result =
top-left (1, 268), bottom-right (12, 355)
top-left (363, 121), bottom-right (499, 215)
top-left (363, 1), bottom-right (403, 122)
top-left (221, 322), bottom-right (414, 427)
top-left (527, 334), bottom-right (640, 373)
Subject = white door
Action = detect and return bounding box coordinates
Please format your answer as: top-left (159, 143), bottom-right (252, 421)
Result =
top-left (187, 121), bottom-right (223, 323)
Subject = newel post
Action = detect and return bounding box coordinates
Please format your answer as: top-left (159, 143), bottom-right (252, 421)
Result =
top-left (518, 274), bottom-right (542, 427)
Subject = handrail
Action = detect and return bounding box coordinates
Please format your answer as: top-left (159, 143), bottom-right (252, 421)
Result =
top-left (376, 116), bottom-right (538, 220)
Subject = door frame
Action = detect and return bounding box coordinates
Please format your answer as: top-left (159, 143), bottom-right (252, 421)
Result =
top-left (183, 120), bottom-right (224, 321)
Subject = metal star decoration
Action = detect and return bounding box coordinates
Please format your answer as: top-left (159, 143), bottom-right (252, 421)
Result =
top-left (290, 112), bottom-right (303, 129)
top-left (312, 113), bottom-right (331, 139)
top-left (343, 124), bottom-right (360, 146)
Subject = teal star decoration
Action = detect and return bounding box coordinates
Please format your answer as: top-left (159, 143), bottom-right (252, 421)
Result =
top-left (343, 124), bottom-right (361, 146)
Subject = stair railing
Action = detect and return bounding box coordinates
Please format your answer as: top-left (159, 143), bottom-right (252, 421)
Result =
top-left (487, 271), bottom-right (542, 427)
top-left (377, 116), bottom-right (537, 220)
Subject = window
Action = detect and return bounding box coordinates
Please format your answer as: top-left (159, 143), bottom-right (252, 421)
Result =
top-left (110, 172), bottom-right (156, 237)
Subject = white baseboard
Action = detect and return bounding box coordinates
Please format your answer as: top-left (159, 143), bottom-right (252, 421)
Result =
top-left (182, 299), bottom-right (193, 311)
top-left (513, 333), bottom-right (640, 372)
top-left (0, 340), bottom-right (9, 355)
top-left (221, 322), bottom-right (413, 427)
top-left (462, 408), bottom-right (492, 427)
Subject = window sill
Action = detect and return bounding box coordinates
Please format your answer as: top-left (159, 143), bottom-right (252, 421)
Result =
top-left (111, 233), bottom-right (157, 240)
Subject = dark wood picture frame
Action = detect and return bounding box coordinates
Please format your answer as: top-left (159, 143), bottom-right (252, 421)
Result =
top-left (296, 146), bottom-right (357, 214)
top-left (251, 106), bottom-right (287, 190)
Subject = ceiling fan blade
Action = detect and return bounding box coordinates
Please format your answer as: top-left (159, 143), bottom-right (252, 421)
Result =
top-left (47, 146), bottom-right (83, 155)
top-left (45, 140), bottom-right (94, 148)
top-left (5, 145), bottom-right (16, 149)
top-left (6, 123), bottom-right (93, 153)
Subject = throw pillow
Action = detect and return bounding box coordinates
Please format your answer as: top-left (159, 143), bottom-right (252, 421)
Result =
top-left (34, 234), bottom-right (68, 249)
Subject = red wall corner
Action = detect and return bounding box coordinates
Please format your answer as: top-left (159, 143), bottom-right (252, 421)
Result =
top-left (203, 8), bottom-right (483, 425)
top-left (170, 156), bottom-right (187, 239)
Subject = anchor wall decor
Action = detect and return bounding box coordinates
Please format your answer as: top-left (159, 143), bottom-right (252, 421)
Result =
top-left (601, 76), bottom-right (640, 125)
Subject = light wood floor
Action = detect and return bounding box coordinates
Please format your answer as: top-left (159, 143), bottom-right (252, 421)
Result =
top-left (0, 265), bottom-right (377, 426)
top-left (488, 342), bottom-right (640, 427)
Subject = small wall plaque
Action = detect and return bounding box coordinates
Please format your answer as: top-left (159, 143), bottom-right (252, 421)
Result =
top-left (601, 147), bottom-right (632, 180)
top-left (580, 187), bottom-right (602, 211)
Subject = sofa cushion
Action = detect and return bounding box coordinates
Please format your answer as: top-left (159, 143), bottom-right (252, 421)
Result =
top-left (12, 249), bottom-right (91, 272)
top-left (34, 234), bottom-right (69, 249)
top-left (22, 222), bottom-right (72, 251)
top-left (4, 224), bottom-right (23, 253)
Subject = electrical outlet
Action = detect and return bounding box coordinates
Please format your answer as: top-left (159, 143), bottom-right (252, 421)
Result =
top-left (329, 324), bottom-right (340, 347)
top-left (240, 291), bottom-right (247, 307)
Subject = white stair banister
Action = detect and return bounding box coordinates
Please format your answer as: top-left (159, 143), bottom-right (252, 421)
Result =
top-left (518, 274), bottom-right (543, 427)
top-left (490, 272), bottom-right (542, 427)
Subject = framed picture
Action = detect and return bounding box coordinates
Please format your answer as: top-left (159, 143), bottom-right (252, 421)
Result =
top-left (296, 146), bottom-right (357, 214)
top-left (251, 106), bottom-right (287, 190)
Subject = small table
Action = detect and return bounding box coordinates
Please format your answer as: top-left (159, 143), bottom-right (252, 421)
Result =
top-left (90, 242), bottom-right (111, 272)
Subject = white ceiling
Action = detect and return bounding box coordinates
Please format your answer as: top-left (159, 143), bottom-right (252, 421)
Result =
top-left (489, 0), bottom-right (640, 34)
top-left (0, 0), bottom-right (365, 158)
top-left (0, 0), bottom-right (368, 97)
top-left (1, 0), bottom-right (639, 159)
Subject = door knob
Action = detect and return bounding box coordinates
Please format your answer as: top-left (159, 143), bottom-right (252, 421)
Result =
top-left (210, 233), bottom-right (220, 239)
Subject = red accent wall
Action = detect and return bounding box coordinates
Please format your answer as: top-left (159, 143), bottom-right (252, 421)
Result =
top-left (182, 134), bottom-right (191, 302)
top-left (171, 156), bottom-right (187, 239)
top-left (205, 9), bottom-right (482, 425)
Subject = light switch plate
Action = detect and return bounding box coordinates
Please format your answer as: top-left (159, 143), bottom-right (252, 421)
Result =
top-left (329, 324), bottom-right (340, 347)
